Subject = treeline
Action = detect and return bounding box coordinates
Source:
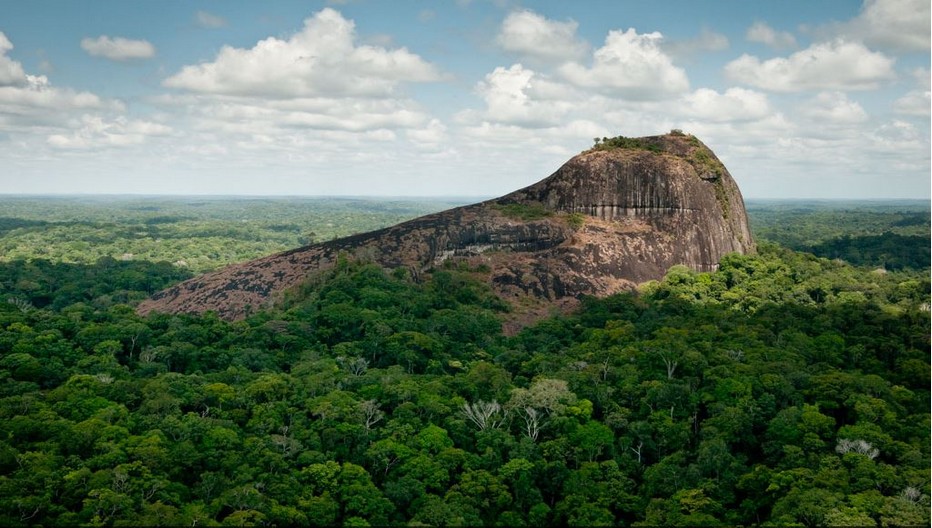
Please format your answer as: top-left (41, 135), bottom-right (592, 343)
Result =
top-left (0, 244), bottom-right (928, 526)
top-left (748, 201), bottom-right (930, 270)
top-left (806, 233), bottom-right (929, 271)
top-left (3, 197), bottom-right (926, 274)
top-left (0, 197), bottom-right (467, 273)
top-left (0, 258), bottom-right (192, 311)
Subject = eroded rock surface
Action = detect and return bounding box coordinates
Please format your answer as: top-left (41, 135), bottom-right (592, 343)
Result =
top-left (138, 133), bottom-right (754, 322)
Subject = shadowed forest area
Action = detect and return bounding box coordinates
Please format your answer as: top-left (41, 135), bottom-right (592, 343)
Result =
top-left (0, 197), bottom-right (928, 526)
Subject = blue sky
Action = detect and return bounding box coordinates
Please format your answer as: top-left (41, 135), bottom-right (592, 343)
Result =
top-left (0, 0), bottom-right (929, 199)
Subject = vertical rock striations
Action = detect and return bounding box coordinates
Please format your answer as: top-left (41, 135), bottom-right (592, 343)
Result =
top-left (138, 132), bottom-right (755, 322)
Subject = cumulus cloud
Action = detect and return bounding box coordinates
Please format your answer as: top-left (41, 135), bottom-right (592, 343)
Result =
top-left (497, 10), bottom-right (589, 64)
top-left (0, 34), bottom-right (115, 132)
top-left (800, 91), bottom-right (869, 123)
top-left (558, 28), bottom-right (689, 99)
top-left (828, 0), bottom-right (930, 52)
top-left (0, 31), bottom-right (170, 157)
top-left (724, 39), bottom-right (896, 91)
top-left (156, 7), bottom-right (447, 153)
top-left (746, 21), bottom-right (797, 49)
top-left (163, 8), bottom-right (441, 98)
top-left (0, 32), bottom-right (27, 87)
top-left (456, 64), bottom-right (579, 128)
top-left (0, 74), bottom-right (105, 115)
top-left (81, 36), bottom-right (156, 61)
top-left (47, 115), bottom-right (172, 149)
top-left (195, 11), bottom-right (227, 29)
top-left (679, 88), bottom-right (772, 122)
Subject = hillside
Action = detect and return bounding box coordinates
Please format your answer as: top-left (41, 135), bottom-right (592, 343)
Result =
top-left (0, 243), bottom-right (928, 526)
top-left (139, 132), bottom-right (754, 324)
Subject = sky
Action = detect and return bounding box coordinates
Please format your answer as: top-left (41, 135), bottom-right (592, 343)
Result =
top-left (0, 0), bottom-right (929, 199)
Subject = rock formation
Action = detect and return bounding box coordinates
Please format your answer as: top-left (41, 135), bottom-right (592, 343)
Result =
top-left (138, 133), bottom-right (755, 323)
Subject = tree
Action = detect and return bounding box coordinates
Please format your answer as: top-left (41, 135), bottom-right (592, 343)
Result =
top-left (359, 400), bottom-right (384, 433)
top-left (461, 400), bottom-right (506, 431)
top-left (506, 378), bottom-right (577, 441)
top-left (445, 469), bottom-right (511, 525)
top-left (571, 421), bottom-right (614, 463)
top-left (637, 488), bottom-right (723, 527)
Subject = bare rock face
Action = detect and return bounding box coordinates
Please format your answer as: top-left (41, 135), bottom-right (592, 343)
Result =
top-left (138, 133), bottom-right (754, 323)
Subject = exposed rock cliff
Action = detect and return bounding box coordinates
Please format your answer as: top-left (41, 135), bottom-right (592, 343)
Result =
top-left (138, 133), bottom-right (754, 323)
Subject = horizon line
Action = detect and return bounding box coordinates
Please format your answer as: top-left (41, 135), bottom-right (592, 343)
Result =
top-left (0, 193), bottom-right (930, 203)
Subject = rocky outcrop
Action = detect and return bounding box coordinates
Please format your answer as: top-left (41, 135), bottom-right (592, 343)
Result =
top-left (138, 133), bottom-right (754, 322)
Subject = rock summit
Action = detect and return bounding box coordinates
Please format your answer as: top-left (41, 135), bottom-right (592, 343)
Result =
top-left (139, 132), bottom-right (755, 324)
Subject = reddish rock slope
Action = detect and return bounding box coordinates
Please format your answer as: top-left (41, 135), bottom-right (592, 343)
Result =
top-left (138, 133), bottom-right (755, 322)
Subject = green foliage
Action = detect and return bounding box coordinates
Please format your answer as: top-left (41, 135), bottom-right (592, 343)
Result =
top-left (590, 135), bottom-right (663, 153)
top-left (641, 242), bottom-right (929, 313)
top-left (0, 196), bottom-right (467, 273)
top-left (565, 212), bottom-right (586, 230)
top-left (689, 147), bottom-right (725, 178)
top-left (748, 200), bottom-right (930, 270)
top-left (493, 202), bottom-right (553, 221)
top-left (810, 233), bottom-right (929, 270)
top-left (0, 200), bottom-right (927, 526)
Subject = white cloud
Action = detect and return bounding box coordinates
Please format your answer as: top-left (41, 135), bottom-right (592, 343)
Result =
top-left (163, 8), bottom-right (441, 98)
top-left (693, 29), bottom-right (729, 52)
top-left (453, 118), bottom-right (609, 172)
top-left (724, 39), bottom-right (896, 91)
top-left (457, 64), bottom-right (577, 128)
top-left (497, 10), bottom-right (589, 64)
top-left (81, 36), bottom-right (156, 61)
top-left (678, 110), bottom-right (795, 146)
top-left (832, 0), bottom-right (930, 52)
top-left (679, 88), bottom-right (772, 122)
top-left (0, 36), bottom-right (114, 132)
top-left (0, 32), bottom-right (27, 87)
top-left (272, 98), bottom-right (428, 131)
top-left (870, 119), bottom-right (923, 149)
top-left (664, 28), bottom-right (730, 58)
top-left (47, 115), bottom-right (172, 149)
top-left (558, 28), bottom-right (689, 99)
top-left (191, 97), bottom-right (429, 133)
top-left (892, 67), bottom-right (931, 116)
top-left (406, 118), bottom-right (447, 147)
top-left (0, 32), bottom-right (170, 158)
top-left (800, 91), bottom-right (868, 123)
top-left (153, 8), bottom-right (448, 162)
top-left (893, 92), bottom-right (931, 116)
top-left (746, 21), bottom-right (797, 49)
top-left (195, 11), bottom-right (227, 29)
top-left (0, 75), bottom-right (105, 115)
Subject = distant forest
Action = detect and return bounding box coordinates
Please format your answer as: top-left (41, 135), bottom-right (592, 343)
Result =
top-left (747, 200), bottom-right (930, 270)
top-left (0, 197), bottom-right (469, 273)
top-left (0, 197), bottom-right (928, 526)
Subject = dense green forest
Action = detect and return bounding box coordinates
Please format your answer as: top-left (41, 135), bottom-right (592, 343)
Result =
top-left (748, 200), bottom-right (930, 270)
top-left (0, 197), bottom-right (469, 273)
top-left (2, 197), bottom-right (926, 274)
top-left (0, 198), bottom-right (928, 526)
